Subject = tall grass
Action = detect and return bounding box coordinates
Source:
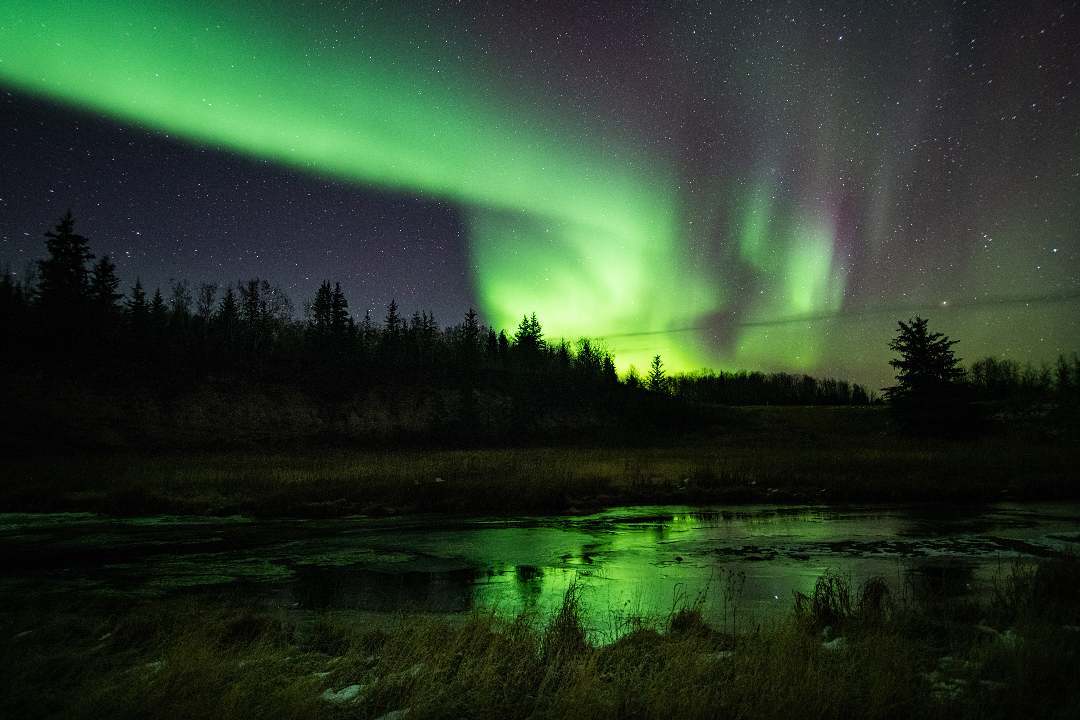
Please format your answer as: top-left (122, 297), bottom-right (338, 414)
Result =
top-left (3, 560), bottom-right (1078, 719)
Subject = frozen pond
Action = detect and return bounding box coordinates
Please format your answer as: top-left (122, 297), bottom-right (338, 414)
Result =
top-left (3, 504), bottom-right (1078, 630)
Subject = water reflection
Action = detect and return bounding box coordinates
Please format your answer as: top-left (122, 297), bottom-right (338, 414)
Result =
top-left (0, 504), bottom-right (1077, 628)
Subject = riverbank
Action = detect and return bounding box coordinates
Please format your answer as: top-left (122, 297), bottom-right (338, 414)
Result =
top-left (2, 406), bottom-right (1077, 517)
top-left (3, 558), bottom-right (1078, 719)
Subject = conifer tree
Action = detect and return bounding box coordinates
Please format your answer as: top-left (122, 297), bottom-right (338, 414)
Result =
top-left (884, 316), bottom-right (963, 401)
top-left (126, 279), bottom-right (148, 326)
top-left (309, 281), bottom-right (333, 331)
top-left (647, 354), bottom-right (667, 393)
top-left (89, 255), bottom-right (122, 312)
top-left (150, 288), bottom-right (169, 329)
top-left (37, 211), bottom-right (94, 310)
top-left (330, 283), bottom-right (349, 335)
top-left (384, 299), bottom-right (400, 336)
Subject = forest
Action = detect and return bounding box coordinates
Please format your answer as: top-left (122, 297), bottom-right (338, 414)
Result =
top-left (2, 212), bottom-right (1077, 450)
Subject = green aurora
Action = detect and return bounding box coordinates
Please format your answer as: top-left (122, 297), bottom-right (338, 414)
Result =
top-left (0, 0), bottom-right (849, 373)
top-left (4, 2), bottom-right (1074, 381)
top-left (0, 1), bottom-right (708, 372)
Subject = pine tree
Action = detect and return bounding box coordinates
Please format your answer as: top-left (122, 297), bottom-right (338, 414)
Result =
top-left (647, 354), bottom-right (667, 393)
top-left (463, 307), bottom-right (480, 344)
top-left (37, 211), bottom-right (94, 310)
top-left (384, 299), bottom-right (400, 335)
top-left (126, 279), bottom-right (148, 326)
top-left (513, 312), bottom-right (543, 353)
top-left (239, 279), bottom-right (262, 324)
top-left (309, 281), bottom-right (334, 331)
top-left (89, 255), bottom-right (122, 312)
top-left (330, 283), bottom-right (349, 335)
top-left (601, 355), bottom-right (618, 385)
top-left (884, 316), bottom-right (963, 401)
top-left (218, 286), bottom-right (238, 326)
top-left (150, 288), bottom-right (169, 330)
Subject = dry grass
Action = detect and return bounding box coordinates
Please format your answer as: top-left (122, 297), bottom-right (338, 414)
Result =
top-left (3, 560), bottom-right (1079, 719)
top-left (2, 414), bottom-right (1077, 518)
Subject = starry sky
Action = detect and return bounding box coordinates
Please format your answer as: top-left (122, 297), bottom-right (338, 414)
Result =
top-left (1, 0), bottom-right (1078, 385)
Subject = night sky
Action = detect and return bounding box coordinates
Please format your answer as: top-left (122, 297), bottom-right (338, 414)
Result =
top-left (1, 0), bottom-right (1078, 384)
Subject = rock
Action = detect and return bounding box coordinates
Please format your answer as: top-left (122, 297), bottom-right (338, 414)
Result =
top-left (321, 684), bottom-right (362, 704)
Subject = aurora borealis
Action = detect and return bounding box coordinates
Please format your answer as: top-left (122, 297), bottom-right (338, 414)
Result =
top-left (1, 0), bottom-right (1078, 383)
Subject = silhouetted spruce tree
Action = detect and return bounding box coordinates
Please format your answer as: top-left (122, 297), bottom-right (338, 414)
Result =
top-left (463, 308), bottom-right (480, 347)
top-left (575, 339), bottom-right (595, 377)
top-left (555, 340), bottom-right (571, 369)
top-left (601, 355), bottom-right (618, 385)
top-left (37, 211), bottom-right (93, 312)
top-left (359, 310), bottom-right (375, 346)
top-left (309, 281), bottom-right (334, 332)
top-left (497, 330), bottom-right (510, 360)
top-left (126, 280), bottom-right (148, 328)
top-left (330, 283), bottom-right (350, 336)
top-left (217, 286), bottom-right (238, 327)
top-left (884, 316), bottom-right (963, 402)
top-left (647, 354), bottom-right (667, 393)
top-left (384, 299), bottom-right (400, 336)
top-left (89, 255), bottom-right (122, 312)
top-left (513, 312), bottom-right (543, 354)
top-left (884, 316), bottom-right (973, 433)
top-left (239, 279), bottom-right (262, 325)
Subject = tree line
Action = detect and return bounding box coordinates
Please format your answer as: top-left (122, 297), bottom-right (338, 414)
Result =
top-left (5, 212), bottom-right (1072, 440)
top-left (0, 213), bottom-right (877, 410)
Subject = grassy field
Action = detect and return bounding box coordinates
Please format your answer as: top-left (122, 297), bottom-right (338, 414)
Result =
top-left (2, 558), bottom-right (1078, 719)
top-left (1, 406), bottom-right (1077, 517)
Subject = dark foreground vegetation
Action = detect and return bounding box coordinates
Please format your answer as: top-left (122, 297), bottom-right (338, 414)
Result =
top-left (3, 558), bottom-right (1078, 720)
